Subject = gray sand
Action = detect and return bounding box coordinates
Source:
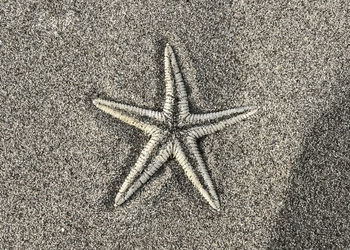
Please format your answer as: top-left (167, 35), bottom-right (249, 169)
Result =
top-left (1, 1), bottom-right (349, 249)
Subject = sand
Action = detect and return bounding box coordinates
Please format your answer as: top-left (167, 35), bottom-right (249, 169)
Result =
top-left (1, 0), bottom-right (349, 249)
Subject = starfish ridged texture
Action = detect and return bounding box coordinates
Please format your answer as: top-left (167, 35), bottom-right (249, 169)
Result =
top-left (93, 44), bottom-right (258, 210)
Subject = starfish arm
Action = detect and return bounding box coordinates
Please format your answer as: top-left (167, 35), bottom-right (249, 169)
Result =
top-left (187, 107), bottom-right (258, 138)
top-left (173, 139), bottom-right (220, 210)
top-left (114, 133), bottom-right (165, 205)
top-left (167, 45), bottom-right (190, 119)
top-left (186, 136), bottom-right (220, 204)
top-left (163, 44), bottom-right (175, 118)
top-left (115, 142), bottom-right (172, 206)
top-left (185, 106), bottom-right (257, 125)
top-left (93, 99), bottom-right (161, 136)
top-left (93, 98), bottom-right (166, 123)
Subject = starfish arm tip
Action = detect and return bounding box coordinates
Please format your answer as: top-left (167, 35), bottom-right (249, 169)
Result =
top-left (92, 98), bottom-right (101, 107)
top-left (242, 105), bottom-right (259, 116)
top-left (206, 200), bottom-right (221, 211)
top-left (167, 44), bottom-right (174, 54)
top-left (212, 200), bottom-right (221, 211)
top-left (250, 106), bottom-right (259, 115)
top-left (114, 198), bottom-right (124, 207)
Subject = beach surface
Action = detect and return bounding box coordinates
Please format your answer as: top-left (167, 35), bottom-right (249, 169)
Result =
top-left (1, 0), bottom-right (349, 248)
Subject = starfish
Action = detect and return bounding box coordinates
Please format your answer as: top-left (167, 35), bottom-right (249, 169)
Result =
top-left (93, 44), bottom-right (258, 210)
